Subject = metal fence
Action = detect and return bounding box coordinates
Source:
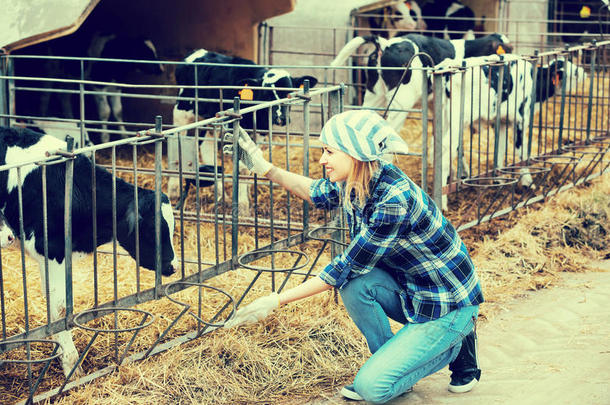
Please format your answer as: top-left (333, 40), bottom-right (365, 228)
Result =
top-left (0, 52), bottom-right (349, 403)
top-left (1, 37), bottom-right (609, 403)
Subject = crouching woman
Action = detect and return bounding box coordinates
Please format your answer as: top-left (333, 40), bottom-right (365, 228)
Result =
top-left (225, 110), bottom-right (483, 403)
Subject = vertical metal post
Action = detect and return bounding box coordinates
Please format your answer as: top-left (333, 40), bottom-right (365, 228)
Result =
top-left (91, 152), bottom-right (99, 307)
top-left (7, 57), bottom-right (15, 126)
top-left (154, 116), bottom-right (163, 297)
top-left (17, 169), bottom-right (29, 335)
top-left (557, 49), bottom-right (569, 149)
top-left (131, 145), bottom-right (141, 296)
top-left (4, 59), bottom-right (16, 126)
top-left (112, 146), bottom-right (119, 304)
top-left (457, 62), bottom-right (467, 180)
top-left (231, 98), bottom-right (240, 260)
top-left (302, 80), bottom-right (311, 231)
top-left (432, 73), bottom-right (444, 207)
top-left (0, 52), bottom-right (8, 127)
top-left (42, 166), bottom-right (51, 324)
top-left (493, 59), bottom-right (505, 169)
top-left (585, 47), bottom-right (597, 142)
top-left (64, 137), bottom-right (75, 322)
top-left (259, 22), bottom-right (268, 65)
top-left (79, 59), bottom-right (86, 147)
top-left (421, 67), bottom-right (429, 191)
top-left (528, 51), bottom-right (540, 159)
top-left (328, 86), bottom-right (344, 259)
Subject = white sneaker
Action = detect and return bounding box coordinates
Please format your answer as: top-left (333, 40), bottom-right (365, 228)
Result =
top-left (448, 376), bottom-right (479, 393)
top-left (340, 384), bottom-right (414, 401)
top-left (340, 385), bottom-right (363, 401)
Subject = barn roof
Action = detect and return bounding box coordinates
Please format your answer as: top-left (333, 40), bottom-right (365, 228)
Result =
top-left (1, 0), bottom-right (295, 58)
top-left (1, 0), bottom-right (100, 53)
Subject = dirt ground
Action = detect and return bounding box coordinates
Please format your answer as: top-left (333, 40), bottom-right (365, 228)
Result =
top-left (311, 260), bottom-right (610, 405)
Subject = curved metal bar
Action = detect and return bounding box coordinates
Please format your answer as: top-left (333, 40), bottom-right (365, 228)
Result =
top-left (497, 165), bottom-right (552, 176)
top-left (72, 307), bottom-right (155, 333)
top-left (562, 144), bottom-right (608, 154)
top-left (238, 249), bottom-right (310, 272)
top-left (163, 281), bottom-right (236, 328)
top-left (0, 339), bottom-right (62, 364)
top-left (0, 339), bottom-right (63, 404)
top-left (306, 225), bottom-right (349, 247)
top-left (462, 176), bottom-right (519, 187)
top-left (531, 154), bottom-right (580, 165)
top-left (590, 134), bottom-right (610, 144)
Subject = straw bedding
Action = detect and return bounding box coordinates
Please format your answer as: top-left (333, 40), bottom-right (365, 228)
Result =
top-left (17, 171), bottom-right (603, 405)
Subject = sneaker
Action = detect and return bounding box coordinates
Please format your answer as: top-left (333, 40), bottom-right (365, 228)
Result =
top-left (448, 373), bottom-right (480, 393)
top-left (340, 384), bottom-right (363, 401)
top-left (340, 384), bottom-right (414, 400)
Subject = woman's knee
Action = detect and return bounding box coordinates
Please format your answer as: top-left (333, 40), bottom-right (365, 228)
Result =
top-left (339, 274), bottom-right (369, 305)
top-left (339, 270), bottom-right (396, 305)
top-left (354, 374), bottom-right (394, 404)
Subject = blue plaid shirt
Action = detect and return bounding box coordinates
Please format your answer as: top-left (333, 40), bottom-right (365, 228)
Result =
top-left (310, 163), bottom-right (484, 323)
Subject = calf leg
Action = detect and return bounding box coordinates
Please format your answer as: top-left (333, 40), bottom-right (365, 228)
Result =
top-left (108, 89), bottom-right (128, 137)
top-left (169, 106), bottom-right (197, 199)
top-left (94, 93), bottom-right (112, 144)
top-left (198, 131), bottom-right (234, 207)
top-left (515, 111), bottom-right (533, 187)
top-left (39, 258), bottom-right (81, 377)
top-left (383, 76), bottom-right (426, 134)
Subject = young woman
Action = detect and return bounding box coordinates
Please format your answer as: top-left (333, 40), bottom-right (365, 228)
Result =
top-left (224, 110), bottom-right (483, 403)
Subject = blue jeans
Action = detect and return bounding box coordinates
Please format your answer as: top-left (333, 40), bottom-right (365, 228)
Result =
top-left (339, 268), bottom-right (479, 404)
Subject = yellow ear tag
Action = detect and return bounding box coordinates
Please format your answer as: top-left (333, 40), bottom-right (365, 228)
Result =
top-left (496, 45), bottom-right (506, 55)
top-left (580, 6), bottom-right (591, 19)
top-left (239, 85), bottom-right (253, 101)
top-left (299, 84), bottom-right (304, 89)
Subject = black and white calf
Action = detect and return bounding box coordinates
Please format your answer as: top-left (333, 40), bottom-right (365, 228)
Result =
top-left (87, 34), bottom-right (165, 143)
top-left (170, 49), bottom-right (318, 207)
top-left (0, 126), bottom-right (177, 376)
top-left (331, 33), bottom-right (512, 131)
top-left (438, 55), bottom-right (586, 209)
top-left (367, 1), bottom-right (426, 38)
top-left (421, 0), bottom-right (476, 40)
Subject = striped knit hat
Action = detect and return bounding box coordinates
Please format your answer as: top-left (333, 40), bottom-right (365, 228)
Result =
top-left (319, 110), bottom-right (409, 162)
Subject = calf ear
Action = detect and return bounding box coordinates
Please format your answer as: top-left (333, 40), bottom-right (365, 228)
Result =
top-left (494, 41), bottom-right (513, 55)
top-left (292, 76), bottom-right (318, 88)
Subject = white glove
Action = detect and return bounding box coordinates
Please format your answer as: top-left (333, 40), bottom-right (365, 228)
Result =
top-left (224, 292), bottom-right (280, 328)
top-left (223, 128), bottom-right (273, 176)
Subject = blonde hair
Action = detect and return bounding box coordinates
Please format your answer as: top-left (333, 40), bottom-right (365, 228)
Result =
top-left (344, 159), bottom-right (379, 210)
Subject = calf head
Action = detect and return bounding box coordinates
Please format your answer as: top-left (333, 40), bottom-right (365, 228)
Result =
top-left (552, 59), bottom-right (587, 83)
top-left (238, 69), bottom-right (317, 128)
top-left (487, 33), bottom-right (513, 55)
top-left (0, 214), bottom-right (14, 248)
top-left (123, 191), bottom-right (177, 276)
top-left (102, 37), bottom-right (165, 76)
top-left (139, 40), bottom-right (165, 75)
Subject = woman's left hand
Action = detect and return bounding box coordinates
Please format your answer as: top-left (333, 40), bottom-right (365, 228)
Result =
top-left (224, 292), bottom-right (280, 328)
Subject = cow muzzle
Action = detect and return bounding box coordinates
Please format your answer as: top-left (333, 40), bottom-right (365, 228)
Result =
top-left (163, 261), bottom-right (178, 276)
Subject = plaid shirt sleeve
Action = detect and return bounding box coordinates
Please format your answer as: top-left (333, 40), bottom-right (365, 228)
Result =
top-left (318, 202), bottom-right (409, 288)
top-left (309, 178), bottom-right (342, 210)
